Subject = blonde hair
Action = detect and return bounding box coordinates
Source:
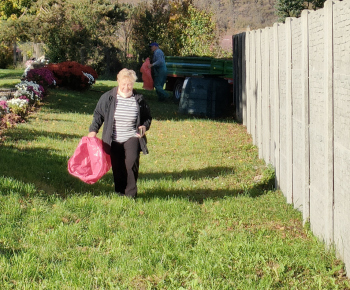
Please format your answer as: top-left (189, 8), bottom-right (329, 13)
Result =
top-left (117, 68), bottom-right (137, 83)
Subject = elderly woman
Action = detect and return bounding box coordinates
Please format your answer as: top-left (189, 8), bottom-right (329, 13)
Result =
top-left (88, 68), bottom-right (152, 198)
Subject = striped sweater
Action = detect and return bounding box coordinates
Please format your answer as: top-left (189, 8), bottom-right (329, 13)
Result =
top-left (112, 95), bottom-right (138, 142)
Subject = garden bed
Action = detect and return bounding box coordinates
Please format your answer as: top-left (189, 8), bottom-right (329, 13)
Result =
top-left (0, 88), bottom-right (16, 98)
top-left (0, 61), bottom-right (98, 138)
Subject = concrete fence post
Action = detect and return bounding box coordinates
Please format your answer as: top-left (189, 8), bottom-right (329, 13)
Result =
top-left (233, 35), bottom-right (239, 120)
top-left (242, 33), bottom-right (247, 127)
top-left (268, 27), bottom-right (275, 167)
top-left (273, 23), bottom-right (280, 189)
top-left (238, 33), bottom-right (243, 123)
top-left (301, 10), bottom-right (310, 223)
top-left (251, 31), bottom-right (257, 144)
top-left (263, 28), bottom-right (271, 164)
top-left (246, 32), bottom-right (251, 133)
top-left (285, 18), bottom-right (293, 204)
top-left (257, 30), bottom-right (263, 158)
top-left (324, 0), bottom-right (334, 246)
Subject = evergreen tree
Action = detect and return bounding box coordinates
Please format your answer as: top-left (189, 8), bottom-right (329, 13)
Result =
top-left (275, 0), bottom-right (326, 22)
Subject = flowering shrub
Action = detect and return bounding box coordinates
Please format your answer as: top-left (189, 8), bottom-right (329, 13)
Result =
top-left (46, 61), bottom-right (98, 90)
top-left (0, 100), bottom-right (9, 117)
top-left (19, 95), bottom-right (30, 102)
top-left (0, 112), bottom-right (22, 132)
top-left (23, 57), bottom-right (50, 77)
top-left (1, 60), bottom-right (97, 133)
top-left (7, 98), bottom-right (29, 118)
top-left (26, 68), bottom-right (56, 89)
top-left (0, 58), bottom-right (51, 131)
top-left (14, 81), bottom-right (45, 104)
top-left (25, 59), bottom-right (35, 68)
top-left (82, 72), bottom-right (95, 85)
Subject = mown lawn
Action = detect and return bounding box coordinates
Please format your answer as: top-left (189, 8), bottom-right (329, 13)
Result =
top-left (0, 70), bottom-right (349, 289)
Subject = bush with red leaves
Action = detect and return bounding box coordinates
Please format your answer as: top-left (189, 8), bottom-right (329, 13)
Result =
top-left (46, 61), bottom-right (98, 91)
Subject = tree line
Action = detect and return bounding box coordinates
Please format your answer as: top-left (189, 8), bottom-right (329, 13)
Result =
top-left (275, 0), bottom-right (326, 22)
top-left (0, 0), bottom-right (231, 75)
top-left (0, 0), bottom-right (326, 75)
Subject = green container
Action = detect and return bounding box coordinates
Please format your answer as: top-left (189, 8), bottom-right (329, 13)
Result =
top-left (165, 56), bottom-right (233, 79)
top-left (179, 77), bottom-right (230, 118)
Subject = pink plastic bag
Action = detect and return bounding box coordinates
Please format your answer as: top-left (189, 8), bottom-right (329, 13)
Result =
top-left (140, 58), bottom-right (154, 90)
top-left (68, 137), bottom-right (112, 184)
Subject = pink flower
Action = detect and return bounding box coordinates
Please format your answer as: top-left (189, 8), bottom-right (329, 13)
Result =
top-left (0, 100), bottom-right (8, 110)
top-left (19, 96), bottom-right (30, 102)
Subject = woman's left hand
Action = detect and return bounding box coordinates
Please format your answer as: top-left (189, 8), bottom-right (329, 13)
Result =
top-left (137, 125), bottom-right (146, 138)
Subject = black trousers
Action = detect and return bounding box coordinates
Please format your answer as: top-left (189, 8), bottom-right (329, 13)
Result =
top-left (110, 137), bottom-right (140, 198)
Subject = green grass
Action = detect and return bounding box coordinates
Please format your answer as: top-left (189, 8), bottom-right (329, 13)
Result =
top-left (0, 73), bottom-right (349, 289)
top-left (0, 68), bottom-right (23, 88)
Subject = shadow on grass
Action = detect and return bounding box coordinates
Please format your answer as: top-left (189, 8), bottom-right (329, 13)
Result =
top-left (140, 185), bottom-right (275, 204)
top-left (44, 88), bottom-right (99, 114)
top-left (45, 85), bottom-right (183, 121)
top-left (139, 168), bottom-right (275, 203)
top-left (0, 246), bottom-right (22, 259)
top-left (3, 124), bottom-right (81, 142)
top-left (0, 69), bottom-right (22, 79)
top-left (0, 143), bottom-right (114, 197)
top-left (140, 167), bottom-right (236, 181)
top-left (0, 81), bottom-right (20, 88)
top-left (0, 125), bottom-right (114, 197)
top-left (0, 84), bottom-right (258, 202)
top-left (46, 86), bottom-right (236, 123)
top-left (0, 125), bottom-right (274, 202)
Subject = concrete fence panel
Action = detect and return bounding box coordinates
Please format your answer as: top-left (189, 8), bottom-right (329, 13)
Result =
top-left (257, 30), bottom-right (263, 158)
top-left (308, 8), bottom-right (327, 242)
top-left (232, 0), bottom-right (350, 272)
top-left (262, 29), bottom-right (271, 164)
top-left (278, 24), bottom-right (288, 199)
top-left (251, 31), bottom-right (257, 146)
top-left (291, 16), bottom-right (304, 211)
top-left (268, 28), bottom-right (276, 167)
top-left (333, 0), bottom-right (350, 270)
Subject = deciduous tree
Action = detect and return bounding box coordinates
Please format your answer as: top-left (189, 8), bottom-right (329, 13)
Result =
top-left (0, 0), bottom-right (126, 74)
top-left (0, 0), bottom-right (35, 20)
top-left (132, 0), bottom-right (219, 60)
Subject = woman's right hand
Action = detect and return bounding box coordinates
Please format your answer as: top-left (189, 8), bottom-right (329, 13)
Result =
top-left (87, 132), bottom-right (97, 138)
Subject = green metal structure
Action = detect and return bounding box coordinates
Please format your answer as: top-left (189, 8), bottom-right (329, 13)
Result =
top-left (164, 56), bottom-right (233, 103)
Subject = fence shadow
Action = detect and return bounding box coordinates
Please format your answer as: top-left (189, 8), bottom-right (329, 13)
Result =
top-left (0, 126), bottom-right (274, 202)
top-left (0, 83), bottom-right (269, 202)
top-left (46, 85), bottom-right (237, 123)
